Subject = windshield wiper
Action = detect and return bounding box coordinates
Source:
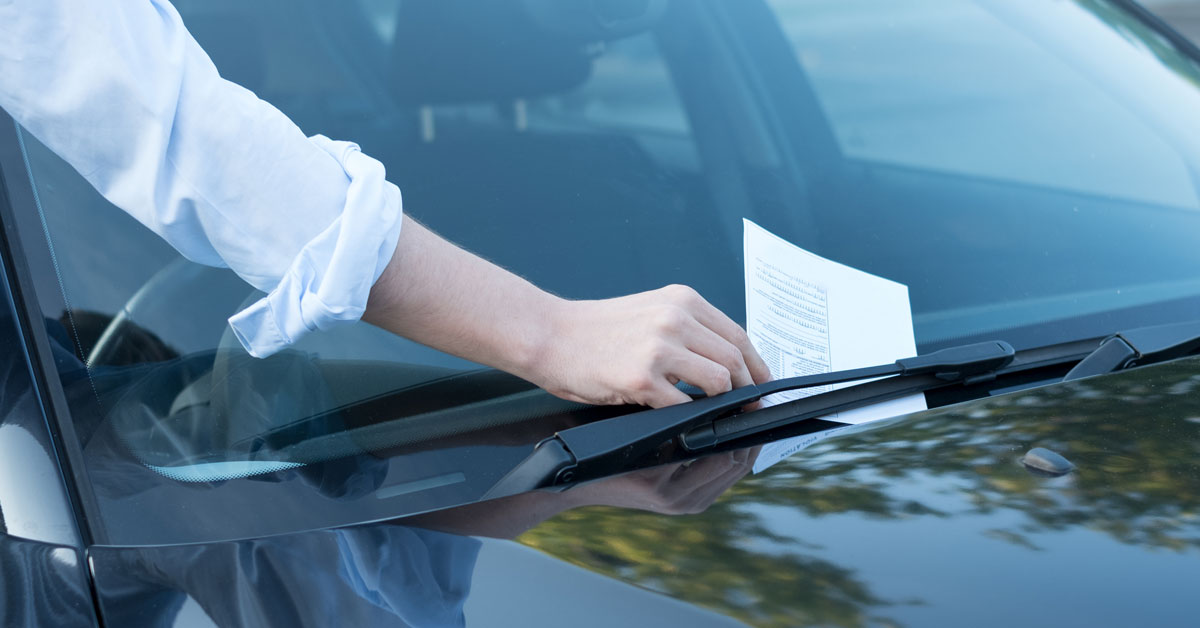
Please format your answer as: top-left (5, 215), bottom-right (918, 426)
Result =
top-left (484, 340), bottom-right (1015, 499)
top-left (1063, 319), bottom-right (1200, 382)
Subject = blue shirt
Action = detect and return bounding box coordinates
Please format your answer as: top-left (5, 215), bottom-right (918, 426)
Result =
top-left (0, 0), bottom-right (405, 358)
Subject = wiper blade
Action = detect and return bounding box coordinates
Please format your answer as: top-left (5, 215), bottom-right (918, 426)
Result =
top-left (484, 341), bottom-right (1014, 499)
top-left (1063, 319), bottom-right (1200, 382)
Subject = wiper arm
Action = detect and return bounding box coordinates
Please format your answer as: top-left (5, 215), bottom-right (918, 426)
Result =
top-left (1063, 319), bottom-right (1200, 382)
top-left (484, 341), bottom-right (1014, 499)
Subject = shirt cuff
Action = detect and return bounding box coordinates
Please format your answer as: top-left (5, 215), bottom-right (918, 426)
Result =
top-left (227, 136), bottom-right (404, 357)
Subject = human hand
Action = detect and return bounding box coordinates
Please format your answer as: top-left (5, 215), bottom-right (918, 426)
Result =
top-left (365, 224), bottom-right (768, 407)
top-left (567, 446), bottom-right (761, 515)
top-left (530, 285), bottom-right (772, 408)
top-left (399, 446), bottom-right (760, 538)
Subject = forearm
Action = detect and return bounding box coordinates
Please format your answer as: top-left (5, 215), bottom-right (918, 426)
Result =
top-left (363, 218), bottom-right (772, 407)
top-left (399, 489), bottom-right (587, 540)
top-left (362, 217), bottom-right (562, 383)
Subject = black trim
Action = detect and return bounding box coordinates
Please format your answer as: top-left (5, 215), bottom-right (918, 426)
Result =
top-left (1113, 0), bottom-right (1200, 65)
top-left (0, 112), bottom-right (106, 546)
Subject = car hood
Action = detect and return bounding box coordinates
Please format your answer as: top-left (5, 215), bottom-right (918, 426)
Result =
top-left (513, 356), bottom-right (1200, 627)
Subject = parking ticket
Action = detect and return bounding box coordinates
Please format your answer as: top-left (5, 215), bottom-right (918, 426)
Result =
top-left (743, 219), bottom-right (927, 473)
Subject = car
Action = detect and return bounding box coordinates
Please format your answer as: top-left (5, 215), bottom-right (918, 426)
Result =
top-left (1143, 0), bottom-right (1200, 43)
top-left (1, 0), bottom-right (1199, 626)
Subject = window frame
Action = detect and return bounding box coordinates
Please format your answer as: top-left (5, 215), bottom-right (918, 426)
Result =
top-left (1113, 0), bottom-right (1200, 62)
top-left (0, 111), bottom-right (106, 546)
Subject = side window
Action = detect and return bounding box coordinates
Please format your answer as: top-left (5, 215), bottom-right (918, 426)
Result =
top-left (771, 0), bottom-right (1200, 209)
top-left (526, 34), bottom-right (692, 137)
top-left (524, 33), bottom-right (700, 173)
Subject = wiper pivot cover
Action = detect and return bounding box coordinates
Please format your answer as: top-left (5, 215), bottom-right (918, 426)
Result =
top-left (1063, 319), bottom-right (1200, 381)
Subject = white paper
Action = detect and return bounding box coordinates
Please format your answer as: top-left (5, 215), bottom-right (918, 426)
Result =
top-left (744, 219), bottom-right (926, 473)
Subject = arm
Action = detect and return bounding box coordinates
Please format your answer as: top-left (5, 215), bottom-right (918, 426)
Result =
top-left (365, 219), bottom-right (771, 407)
top-left (0, 0), bottom-right (401, 357)
top-left (1, 0), bottom-right (769, 407)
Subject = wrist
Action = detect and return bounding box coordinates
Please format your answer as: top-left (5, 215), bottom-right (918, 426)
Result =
top-left (505, 290), bottom-right (570, 386)
top-left (558, 479), bottom-right (616, 509)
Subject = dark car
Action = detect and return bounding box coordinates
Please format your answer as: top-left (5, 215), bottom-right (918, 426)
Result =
top-left (1144, 0), bottom-right (1200, 43)
top-left (2, 0), bottom-right (1200, 626)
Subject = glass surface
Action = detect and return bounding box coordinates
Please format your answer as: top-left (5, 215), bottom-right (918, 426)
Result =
top-left (0, 249), bottom-right (82, 546)
top-left (9, 0), bottom-right (1200, 539)
top-left (772, 0), bottom-right (1200, 207)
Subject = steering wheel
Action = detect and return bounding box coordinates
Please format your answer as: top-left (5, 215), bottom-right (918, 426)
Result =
top-left (87, 258), bottom-right (256, 367)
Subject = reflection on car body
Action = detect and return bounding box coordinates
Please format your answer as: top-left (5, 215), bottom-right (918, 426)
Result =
top-left (1, 0), bottom-right (1199, 626)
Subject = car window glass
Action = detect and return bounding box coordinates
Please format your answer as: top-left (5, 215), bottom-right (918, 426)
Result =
top-left (527, 37), bottom-right (691, 135)
top-left (357, 0), bottom-right (403, 41)
top-left (769, 0), bottom-right (1200, 209)
top-left (6, 0), bottom-right (1200, 544)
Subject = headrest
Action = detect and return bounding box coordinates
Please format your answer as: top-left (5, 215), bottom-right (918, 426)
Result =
top-left (521, 0), bottom-right (669, 42)
top-left (389, 0), bottom-right (669, 105)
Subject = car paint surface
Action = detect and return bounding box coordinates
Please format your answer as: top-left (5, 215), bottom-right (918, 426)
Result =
top-left (513, 357), bottom-right (1200, 627)
top-left (78, 357), bottom-right (1200, 627)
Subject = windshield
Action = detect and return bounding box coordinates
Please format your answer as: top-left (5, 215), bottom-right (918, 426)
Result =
top-left (10, 0), bottom-right (1200, 542)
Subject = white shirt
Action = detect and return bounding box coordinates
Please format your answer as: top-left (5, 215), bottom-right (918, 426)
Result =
top-left (0, 0), bottom-right (404, 358)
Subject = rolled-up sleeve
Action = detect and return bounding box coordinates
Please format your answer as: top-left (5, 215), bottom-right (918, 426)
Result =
top-left (0, 0), bottom-right (403, 357)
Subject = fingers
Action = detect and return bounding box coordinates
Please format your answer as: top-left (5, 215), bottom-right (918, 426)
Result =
top-left (643, 381), bottom-right (694, 409)
top-left (543, 284), bottom-right (768, 409)
top-left (743, 445), bottom-right (763, 468)
top-left (682, 318), bottom-right (756, 390)
top-left (695, 303), bottom-right (773, 384)
top-left (686, 455), bottom-right (752, 511)
top-left (582, 446), bottom-right (759, 515)
top-left (668, 451), bottom-right (736, 490)
top-left (661, 285), bottom-right (773, 385)
top-left (665, 449), bottom-right (756, 513)
top-left (664, 351), bottom-right (732, 399)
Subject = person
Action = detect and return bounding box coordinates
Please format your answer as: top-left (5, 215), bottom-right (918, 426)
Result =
top-left (0, 0), bottom-right (770, 408)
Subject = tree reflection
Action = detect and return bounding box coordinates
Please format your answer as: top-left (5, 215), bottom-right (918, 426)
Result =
top-left (521, 498), bottom-right (893, 628)
top-left (519, 359), bottom-right (1200, 627)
